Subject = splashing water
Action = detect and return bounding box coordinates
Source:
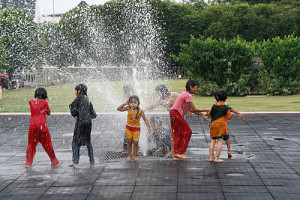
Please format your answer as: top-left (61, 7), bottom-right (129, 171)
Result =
top-left (39, 0), bottom-right (168, 156)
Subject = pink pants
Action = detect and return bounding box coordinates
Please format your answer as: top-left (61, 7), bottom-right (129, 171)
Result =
top-left (170, 110), bottom-right (192, 155)
top-left (25, 125), bottom-right (59, 166)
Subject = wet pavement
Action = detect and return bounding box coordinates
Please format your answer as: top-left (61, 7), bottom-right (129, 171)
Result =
top-left (0, 113), bottom-right (300, 200)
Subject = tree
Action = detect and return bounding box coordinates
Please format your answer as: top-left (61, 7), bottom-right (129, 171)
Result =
top-left (0, 7), bottom-right (41, 79)
top-left (0, 42), bottom-right (8, 72)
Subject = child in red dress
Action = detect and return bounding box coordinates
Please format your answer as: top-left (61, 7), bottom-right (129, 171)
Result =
top-left (170, 79), bottom-right (209, 160)
top-left (24, 88), bottom-right (62, 167)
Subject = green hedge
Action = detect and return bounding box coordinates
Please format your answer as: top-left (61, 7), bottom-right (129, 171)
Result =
top-left (175, 34), bottom-right (300, 96)
top-left (257, 35), bottom-right (300, 95)
top-left (174, 35), bottom-right (256, 96)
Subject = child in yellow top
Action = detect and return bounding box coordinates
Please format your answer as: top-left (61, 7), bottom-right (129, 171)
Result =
top-left (117, 95), bottom-right (151, 161)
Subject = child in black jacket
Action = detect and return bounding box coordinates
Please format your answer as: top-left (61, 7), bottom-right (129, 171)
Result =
top-left (69, 84), bottom-right (97, 167)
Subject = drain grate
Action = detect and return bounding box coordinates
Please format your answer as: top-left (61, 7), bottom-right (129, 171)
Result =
top-left (101, 151), bottom-right (128, 161)
top-left (100, 151), bottom-right (166, 161)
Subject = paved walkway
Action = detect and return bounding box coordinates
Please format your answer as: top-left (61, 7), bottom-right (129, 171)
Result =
top-left (0, 113), bottom-right (299, 200)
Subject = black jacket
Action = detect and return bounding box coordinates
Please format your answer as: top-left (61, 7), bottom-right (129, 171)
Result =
top-left (69, 96), bottom-right (97, 146)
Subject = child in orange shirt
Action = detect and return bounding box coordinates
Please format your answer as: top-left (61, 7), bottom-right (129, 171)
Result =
top-left (209, 89), bottom-right (244, 162)
top-left (117, 95), bottom-right (151, 161)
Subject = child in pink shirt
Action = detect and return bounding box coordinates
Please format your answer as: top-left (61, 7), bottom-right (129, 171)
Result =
top-left (169, 79), bottom-right (209, 160)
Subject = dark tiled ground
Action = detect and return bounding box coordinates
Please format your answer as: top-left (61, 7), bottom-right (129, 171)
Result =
top-left (0, 113), bottom-right (300, 200)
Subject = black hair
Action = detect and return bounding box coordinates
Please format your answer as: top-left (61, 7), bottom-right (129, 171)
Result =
top-left (34, 88), bottom-right (48, 99)
top-left (75, 84), bottom-right (87, 96)
top-left (217, 89), bottom-right (228, 101)
top-left (123, 85), bottom-right (134, 97)
top-left (214, 90), bottom-right (219, 101)
top-left (185, 79), bottom-right (199, 92)
top-left (155, 84), bottom-right (170, 99)
top-left (129, 95), bottom-right (140, 119)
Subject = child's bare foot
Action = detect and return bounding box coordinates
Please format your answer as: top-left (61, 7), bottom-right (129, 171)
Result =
top-left (52, 161), bottom-right (63, 167)
top-left (23, 164), bottom-right (31, 168)
top-left (227, 152), bottom-right (232, 158)
top-left (173, 156), bottom-right (184, 161)
top-left (176, 154), bottom-right (191, 159)
top-left (165, 151), bottom-right (173, 156)
top-left (69, 162), bottom-right (76, 167)
top-left (133, 157), bottom-right (139, 161)
top-left (209, 159), bottom-right (213, 162)
top-left (126, 156), bottom-right (131, 161)
top-left (214, 159), bottom-right (224, 162)
top-left (118, 149), bottom-right (126, 153)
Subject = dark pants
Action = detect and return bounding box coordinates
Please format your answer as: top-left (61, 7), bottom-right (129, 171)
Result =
top-left (72, 143), bottom-right (94, 164)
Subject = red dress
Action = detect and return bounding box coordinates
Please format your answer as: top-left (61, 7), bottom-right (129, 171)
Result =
top-left (25, 99), bottom-right (59, 166)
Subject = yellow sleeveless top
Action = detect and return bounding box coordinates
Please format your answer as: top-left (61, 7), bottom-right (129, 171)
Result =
top-left (127, 108), bottom-right (143, 127)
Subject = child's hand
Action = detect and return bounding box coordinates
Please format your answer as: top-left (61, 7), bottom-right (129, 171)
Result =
top-left (186, 111), bottom-right (192, 117)
top-left (238, 113), bottom-right (244, 120)
top-left (147, 127), bottom-right (151, 134)
top-left (202, 113), bottom-right (211, 120)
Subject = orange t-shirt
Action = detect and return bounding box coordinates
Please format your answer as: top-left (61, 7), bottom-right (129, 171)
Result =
top-left (209, 102), bottom-right (232, 138)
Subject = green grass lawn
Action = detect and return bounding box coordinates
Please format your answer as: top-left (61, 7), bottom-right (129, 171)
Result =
top-left (0, 79), bottom-right (299, 112)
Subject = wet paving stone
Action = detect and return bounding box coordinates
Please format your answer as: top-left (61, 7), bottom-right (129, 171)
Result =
top-left (132, 192), bottom-right (176, 200)
top-left (224, 193), bottom-right (273, 200)
top-left (179, 193), bottom-right (225, 200)
top-left (0, 113), bottom-right (300, 199)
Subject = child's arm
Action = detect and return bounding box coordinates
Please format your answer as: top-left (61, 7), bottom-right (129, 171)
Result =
top-left (45, 100), bottom-right (51, 115)
top-left (193, 112), bottom-right (211, 120)
top-left (69, 99), bottom-right (78, 117)
top-left (231, 108), bottom-right (244, 120)
top-left (141, 111), bottom-right (151, 133)
top-left (188, 102), bottom-right (210, 120)
top-left (186, 110), bottom-right (192, 118)
top-left (117, 101), bottom-right (129, 112)
top-left (90, 102), bottom-right (97, 119)
top-left (144, 98), bottom-right (160, 111)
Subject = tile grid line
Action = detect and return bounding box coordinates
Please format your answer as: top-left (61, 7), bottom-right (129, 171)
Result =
top-left (129, 168), bottom-right (141, 200)
top-left (260, 113), bottom-right (300, 177)
top-left (243, 114), bottom-right (280, 200)
top-left (84, 165), bottom-right (106, 200)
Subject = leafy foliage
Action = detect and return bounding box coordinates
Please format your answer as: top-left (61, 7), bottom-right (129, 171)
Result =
top-left (0, 7), bottom-right (41, 75)
top-left (0, 42), bottom-right (8, 72)
top-left (257, 35), bottom-right (300, 94)
top-left (174, 35), bottom-right (255, 95)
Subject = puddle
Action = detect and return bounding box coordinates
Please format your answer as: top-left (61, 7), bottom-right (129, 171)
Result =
top-left (226, 173), bottom-right (245, 177)
top-left (236, 151), bottom-right (243, 154)
top-left (274, 138), bottom-right (285, 140)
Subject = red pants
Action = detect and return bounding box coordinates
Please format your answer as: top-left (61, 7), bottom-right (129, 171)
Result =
top-left (170, 110), bottom-right (192, 155)
top-left (25, 125), bottom-right (59, 166)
